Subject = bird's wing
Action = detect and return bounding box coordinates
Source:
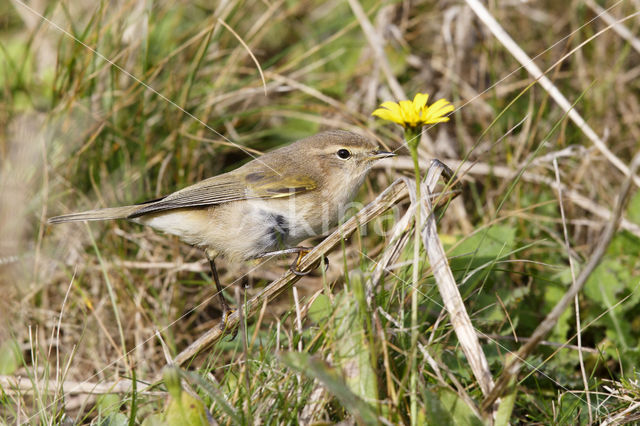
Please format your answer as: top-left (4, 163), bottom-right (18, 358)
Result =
top-left (127, 169), bottom-right (316, 218)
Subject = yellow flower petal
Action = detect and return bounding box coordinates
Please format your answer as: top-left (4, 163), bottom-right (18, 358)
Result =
top-left (398, 100), bottom-right (418, 126)
top-left (422, 99), bottom-right (454, 123)
top-left (380, 101), bottom-right (401, 111)
top-left (398, 100), bottom-right (414, 112)
top-left (372, 107), bottom-right (403, 125)
top-left (427, 116), bottom-right (450, 123)
top-left (427, 99), bottom-right (454, 115)
top-left (372, 101), bottom-right (404, 125)
top-left (413, 93), bottom-right (429, 110)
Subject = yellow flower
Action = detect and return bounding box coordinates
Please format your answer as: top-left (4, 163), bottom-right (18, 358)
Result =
top-left (372, 93), bottom-right (454, 128)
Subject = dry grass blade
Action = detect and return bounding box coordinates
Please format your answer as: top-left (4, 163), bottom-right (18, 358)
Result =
top-left (217, 18), bottom-right (268, 96)
top-left (174, 179), bottom-right (412, 365)
top-left (585, 0), bottom-right (640, 55)
top-left (347, 0), bottom-right (406, 101)
top-left (481, 153), bottom-right (640, 412)
top-left (383, 156), bottom-right (640, 238)
top-left (465, 0), bottom-right (640, 187)
top-left (420, 161), bottom-right (495, 399)
top-left (601, 401), bottom-right (640, 426)
top-left (0, 376), bottom-right (160, 396)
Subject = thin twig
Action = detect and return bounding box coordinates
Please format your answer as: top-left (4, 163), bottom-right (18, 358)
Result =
top-left (601, 401), bottom-right (640, 426)
top-left (365, 184), bottom-right (416, 307)
top-left (478, 334), bottom-right (598, 354)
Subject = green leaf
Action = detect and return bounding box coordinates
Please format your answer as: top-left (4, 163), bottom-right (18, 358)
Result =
top-left (544, 282), bottom-right (572, 342)
top-left (308, 293), bottom-right (331, 323)
top-left (162, 367), bottom-right (212, 426)
top-left (582, 255), bottom-right (638, 364)
top-left (0, 340), bottom-right (20, 375)
top-left (584, 259), bottom-right (625, 308)
top-left (436, 389), bottom-right (484, 426)
top-left (140, 414), bottom-right (166, 426)
top-left (182, 370), bottom-right (241, 424)
top-left (626, 190), bottom-right (640, 225)
top-left (96, 394), bottom-right (122, 417)
top-left (450, 225), bottom-right (516, 260)
top-left (494, 381), bottom-right (517, 426)
top-left (423, 389), bottom-right (454, 424)
top-left (98, 413), bottom-right (128, 426)
top-left (333, 284), bottom-right (378, 405)
top-left (448, 225), bottom-right (516, 286)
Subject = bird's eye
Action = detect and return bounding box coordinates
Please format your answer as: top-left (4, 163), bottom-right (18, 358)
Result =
top-left (337, 149), bottom-right (351, 159)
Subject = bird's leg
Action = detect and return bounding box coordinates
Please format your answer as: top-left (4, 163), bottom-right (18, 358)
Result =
top-left (257, 246), bottom-right (329, 276)
top-left (206, 254), bottom-right (234, 330)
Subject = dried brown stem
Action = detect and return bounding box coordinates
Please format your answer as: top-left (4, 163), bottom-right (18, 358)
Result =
top-left (481, 153), bottom-right (640, 412)
top-left (421, 162), bottom-right (495, 399)
top-left (0, 376), bottom-right (160, 396)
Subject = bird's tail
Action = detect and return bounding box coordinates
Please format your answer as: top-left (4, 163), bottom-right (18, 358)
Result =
top-left (47, 205), bottom-right (144, 224)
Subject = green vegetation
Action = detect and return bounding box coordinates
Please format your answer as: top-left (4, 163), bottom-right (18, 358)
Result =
top-left (1, 0), bottom-right (639, 424)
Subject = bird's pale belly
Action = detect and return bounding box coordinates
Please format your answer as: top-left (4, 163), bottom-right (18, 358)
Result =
top-left (138, 198), bottom-right (326, 261)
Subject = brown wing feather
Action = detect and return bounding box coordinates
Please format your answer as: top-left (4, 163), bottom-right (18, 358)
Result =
top-left (127, 169), bottom-right (316, 218)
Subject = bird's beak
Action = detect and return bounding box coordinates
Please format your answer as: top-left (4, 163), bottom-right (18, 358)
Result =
top-left (369, 150), bottom-right (396, 160)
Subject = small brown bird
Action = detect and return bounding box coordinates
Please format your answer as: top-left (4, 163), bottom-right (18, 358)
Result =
top-left (48, 130), bottom-right (394, 322)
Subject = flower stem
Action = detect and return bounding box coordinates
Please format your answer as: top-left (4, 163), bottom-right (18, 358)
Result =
top-left (406, 130), bottom-right (422, 425)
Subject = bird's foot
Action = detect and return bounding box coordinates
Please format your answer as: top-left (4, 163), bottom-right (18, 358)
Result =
top-left (218, 307), bottom-right (239, 340)
top-left (254, 247), bottom-right (328, 276)
top-left (289, 249), bottom-right (329, 276)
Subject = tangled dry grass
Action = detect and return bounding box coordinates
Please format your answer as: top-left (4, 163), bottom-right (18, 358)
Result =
top-left (1, 0), bottom-right (640, 423)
